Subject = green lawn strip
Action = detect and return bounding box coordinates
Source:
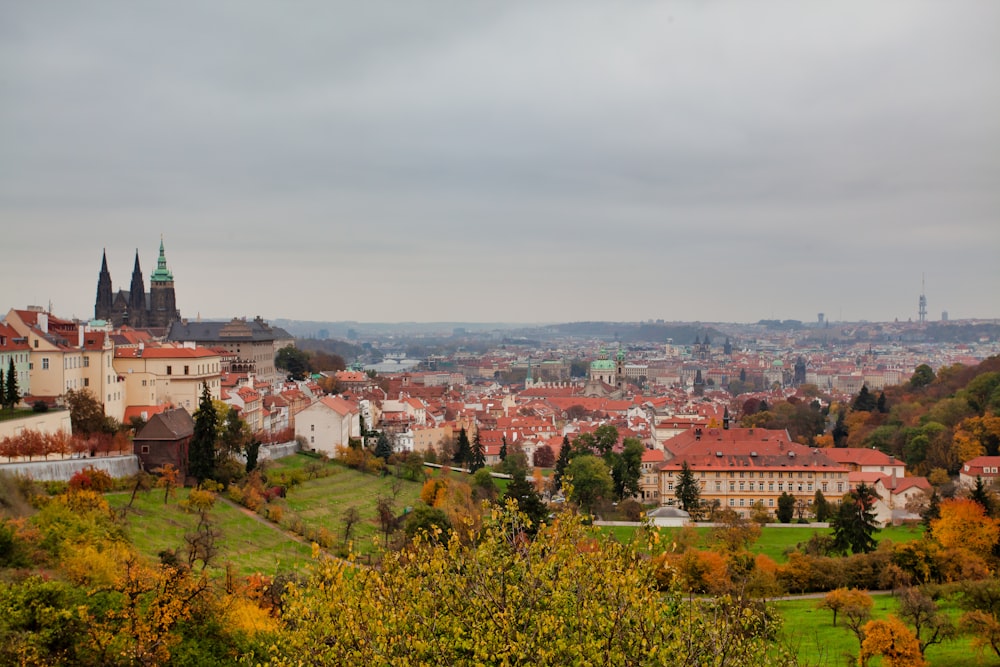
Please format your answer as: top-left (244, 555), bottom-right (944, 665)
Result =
top-left (277, 468), bottom-right (424, 555)
top-left (775, 594), bottom-right (980, 667)
top-left (108, 488), bottom-right (313, 577)
top-left (596, 523), bottom-right (925, 563)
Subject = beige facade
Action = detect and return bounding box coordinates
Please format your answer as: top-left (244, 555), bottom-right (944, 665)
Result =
top-left (6, 309), bottom-right (125, 421)
top-left (114, 345), bottom-right (222, 412)
top-left (295, 396), bottom-right (360, 456)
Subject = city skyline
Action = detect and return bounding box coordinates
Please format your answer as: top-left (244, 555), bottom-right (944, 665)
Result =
top-left (2, 2), bottom-right (998, 324)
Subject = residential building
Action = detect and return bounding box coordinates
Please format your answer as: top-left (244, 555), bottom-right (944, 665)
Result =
top-left (113, 344), bottom-right (222, 412)
top-left (295, 395), bottom-right (360, 456)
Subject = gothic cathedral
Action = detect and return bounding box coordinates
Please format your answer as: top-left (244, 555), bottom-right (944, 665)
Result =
top-left (94, 239), bottom-right (180, 329)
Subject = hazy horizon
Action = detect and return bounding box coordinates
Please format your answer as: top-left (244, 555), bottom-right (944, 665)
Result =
top-left (3, 2), bottom-right (998, 324)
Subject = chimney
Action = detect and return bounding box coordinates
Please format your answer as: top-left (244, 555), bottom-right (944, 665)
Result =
top-left (38, 312), bottom-right (48, 334)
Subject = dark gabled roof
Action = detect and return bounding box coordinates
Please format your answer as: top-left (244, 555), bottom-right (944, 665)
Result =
top-left (165, 317), bottom-right (293, 343)
top-left (136, 407), bottom-right (194, 440)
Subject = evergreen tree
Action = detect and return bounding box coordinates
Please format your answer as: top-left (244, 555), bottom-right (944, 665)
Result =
top-left (453, 427), bottom-right (472, 468)
top-left (503, 468), bottom-right (548, 535)
top-left (0, 367), bottom-right (5, 411)
top-left (374, 431), bottom-right (394, 461)
top-left (922, 489), bottom-right (941, 529)
top-left (831, 483), bottom-right (880, 554)
top-left (674, 461), bottom-right (701, 513)
top-left (553, 435), bottom-right (572, 491)
top-left (245, 439), bottom-right (261, 474)
top-left (876, 391), bottom-right (888, 414)
top-left (832, 409), bottom-right (849, 447)
top-left (813, 489), bottom-right (830, 522)
top-left (776, 492), bottom-right (795, 523)
top-left (189, 382), bottom-right (219, 483)
top-left (470, 431), bottom-right (486, 472)
top-left (499, 435), bottom-right (508, 462)
top-left (4, 359), bottom-right (17, 411)
top-left (970, 476), bottom-right (996, 517)
top-left (852, 385), bottom-right (877, 412)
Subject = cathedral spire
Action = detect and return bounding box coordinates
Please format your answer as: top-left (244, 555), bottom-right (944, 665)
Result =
top-left (150, 235), bottom-right (174, 283)
top-left (95, 249), bottom-right (113, 320)
top-left (129, 250), bottom-right (146, 327)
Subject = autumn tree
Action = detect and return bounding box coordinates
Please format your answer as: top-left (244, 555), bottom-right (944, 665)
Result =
top-left (65, 388), bottom-right (112, 435)
top-left (341, 506), bottom-right (361, 546)
top-left (896, 587), bottom-right (955, 656)
top-left (189, 382), bottom-right (218, 483)
top-left (533, 443), bottom-right (555, 469)
top-left (860, 615), bottom-right (927, 667)
top-left (818, 587), bottom-right (872, 628)
top-left (154, 463), bottom-right (181, 504)
top-left (959, 578), bottom-right (1000, 659)
top-left (831, 483), bottom-right (880, 554)
top-left (270, 501), bottom-right (794, 666)
top-left (931, 498), bottom-right (1000, 558)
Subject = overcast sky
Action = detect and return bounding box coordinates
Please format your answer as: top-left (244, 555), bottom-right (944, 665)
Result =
top-left (2, 1), bottom-right (998, 325)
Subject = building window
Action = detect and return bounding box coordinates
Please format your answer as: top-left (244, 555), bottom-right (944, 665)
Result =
top-left (184, 366), bottom-right (189, 375)
top-left (715, 482), bottom-right (721, 491)
top-left (739, 499), bottom-right (745, 507)
top-left (83, 357), bottom-right (89, 368)
top-left (141, 445), bottom-right (149, 454)
top-left (729, 498), bottom-right (735, 507)
top-left (310, 436), bottom-right (315, 444)
top-left (42, 358), bottom-right (49, 370)
top-left (311, 424), bottom-right (315, 431)
top-left (83, 378), bottom-right (89, 387)
top-left (768, 498), bottom-right (774, 507)
top-left (166, 366), bottom-right (172, 375)
top-left (729, 482), bottom-right (735, 491)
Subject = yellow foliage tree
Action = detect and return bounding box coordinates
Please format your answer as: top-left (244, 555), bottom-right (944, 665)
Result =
top-left (860, 615), bottom-right (927, 667)
top-left (267, 502), bottom-right (796, 666)
top-left (931, 498), bottom-right (1000, 559)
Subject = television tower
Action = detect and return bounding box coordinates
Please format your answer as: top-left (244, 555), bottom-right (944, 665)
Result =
top-left (918, 275), bottom-right (927, 325)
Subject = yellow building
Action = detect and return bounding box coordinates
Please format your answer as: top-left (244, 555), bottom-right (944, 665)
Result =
top-left (659, 428), bottom-right (850, 518)
top-left (114, 344), bottom-right (222, 413)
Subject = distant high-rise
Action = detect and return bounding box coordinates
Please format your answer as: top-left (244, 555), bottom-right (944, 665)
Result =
top-left (918, 275), bottom-right (927, 325)
top-left (941, 311), bottom-right (948, 322)
top-left (817, 313), bottom-right (825, 326)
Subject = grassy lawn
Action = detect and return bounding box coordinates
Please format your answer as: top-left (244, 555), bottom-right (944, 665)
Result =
top-left (775, 594), bottom-right (983, 667)
top-left (599, 523), bottom-right (925, 563)
top-left (107, 487), bottom-right (314, 578)
top-left (265, 455), bottom-right (425, 556)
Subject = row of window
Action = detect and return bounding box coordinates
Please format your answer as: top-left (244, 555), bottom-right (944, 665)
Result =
top-left (668, 469), bottom-right (845, 480)
top-left (666, 481), bottom-right (845, 494)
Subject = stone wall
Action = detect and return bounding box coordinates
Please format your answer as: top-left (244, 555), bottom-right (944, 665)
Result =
top-left (0, 455), bottom-right (139, 482)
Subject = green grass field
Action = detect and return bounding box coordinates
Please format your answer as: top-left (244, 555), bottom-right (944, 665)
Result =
top-left (272, 459), bottom-right (424, 556)
top-left (107, 487), bottom-right (314, 577)
top-left (775, 594), bottom-right (983, 667)
top-left (600, 523), bottom-right (925, 563)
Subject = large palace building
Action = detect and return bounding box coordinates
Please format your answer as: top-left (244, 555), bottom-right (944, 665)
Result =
top-left (94, 239), bottom-right (180, 329)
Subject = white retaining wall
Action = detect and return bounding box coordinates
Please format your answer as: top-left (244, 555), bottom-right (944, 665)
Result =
top-left (0, 455), bottom-right (140, 482)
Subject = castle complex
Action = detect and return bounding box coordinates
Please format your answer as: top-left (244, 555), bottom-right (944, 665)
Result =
top-left (94, 239), bottom-right (180, 329)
